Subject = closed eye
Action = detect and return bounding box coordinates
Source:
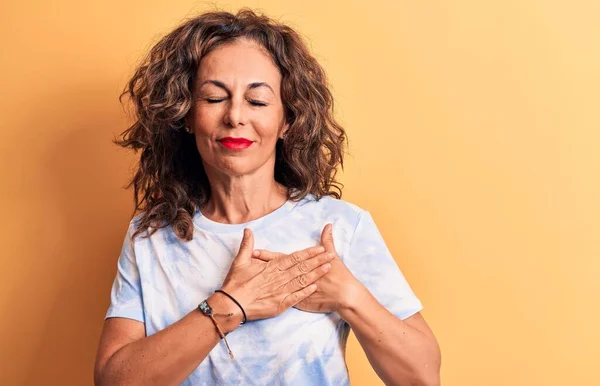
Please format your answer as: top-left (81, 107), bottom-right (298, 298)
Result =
top-left (205, 98), bottom-right (267, 107)
top-left (249, 100), bottom-right (267, 107)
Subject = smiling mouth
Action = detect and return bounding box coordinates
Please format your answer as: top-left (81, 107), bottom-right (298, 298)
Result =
top-left (218, 137), bottom-right (254, 150)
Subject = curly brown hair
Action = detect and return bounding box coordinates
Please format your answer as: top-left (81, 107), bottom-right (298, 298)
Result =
top-left (115, 8), bottom-right (347, 242)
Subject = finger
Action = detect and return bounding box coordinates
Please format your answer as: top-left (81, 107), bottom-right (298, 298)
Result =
top-left (285, 251), bottom-right (335, 281)
top-left (233, 228), bottom-right (254, 265)
top-left (321, 223), bottom-right (337, 253)
top-left (282, 284), bottom-right (318, 309)
top-left (278, 245), bottom-right (326, 270)
top-left (251, 249), bottom-right (283, 262)
top-left (286, 262), bottom-right (331, 292)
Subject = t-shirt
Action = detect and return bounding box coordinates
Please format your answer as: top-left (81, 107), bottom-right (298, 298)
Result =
top-left (105, 194), bottom-right (423, 385)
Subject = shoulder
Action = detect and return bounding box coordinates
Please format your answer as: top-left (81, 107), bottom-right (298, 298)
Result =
top-left (293, 193), bottom-right (367, 229)
top-left (127, 213), bottom-right (145, 237)
top-left (297, 192), bottom-right (364, 211)
top-left (123, 212), bottom-right (154, 245)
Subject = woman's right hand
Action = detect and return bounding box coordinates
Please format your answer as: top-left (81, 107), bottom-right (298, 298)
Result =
top-left (218, 228), bottom-right (334, 323)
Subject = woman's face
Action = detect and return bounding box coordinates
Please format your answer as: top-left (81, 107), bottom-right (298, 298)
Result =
top-left (186, 38), bottom-right (289, 178)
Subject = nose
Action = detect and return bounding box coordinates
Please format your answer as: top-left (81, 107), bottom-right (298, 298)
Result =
top-left (223, 96), bottom-right (248, 128)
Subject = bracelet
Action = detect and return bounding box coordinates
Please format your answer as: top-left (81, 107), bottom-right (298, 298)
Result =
top-left (215, 289), bottom-right (247, 325)
top-left (198, 300), bottom-right (235, 359)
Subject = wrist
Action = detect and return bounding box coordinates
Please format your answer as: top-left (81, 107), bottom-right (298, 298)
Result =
top-left (338, 281), bottom-right (370, 318)
top-left (207, 292), bottom-right (244, 334)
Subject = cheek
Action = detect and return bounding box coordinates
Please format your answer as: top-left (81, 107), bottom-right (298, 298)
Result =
top-left (253, 112), bottom-right (285, 142)
top-left (192, 109), bottom-right (221, 152)
top-left (194, 107), bottom-right (220, 136)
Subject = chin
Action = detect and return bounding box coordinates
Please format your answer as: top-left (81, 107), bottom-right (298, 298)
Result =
top-left (213, 158), bottom-right (260, 177)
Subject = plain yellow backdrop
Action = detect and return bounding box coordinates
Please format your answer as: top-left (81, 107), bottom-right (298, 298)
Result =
top-left (1, 1), bottom-right (598, 385)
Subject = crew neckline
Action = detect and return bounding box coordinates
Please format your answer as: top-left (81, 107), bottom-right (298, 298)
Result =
top-left (193, 198), bottom-right (300, 234)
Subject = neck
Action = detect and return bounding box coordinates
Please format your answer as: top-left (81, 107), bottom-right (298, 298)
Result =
top-left (201, 164), bottom-right (288, 225)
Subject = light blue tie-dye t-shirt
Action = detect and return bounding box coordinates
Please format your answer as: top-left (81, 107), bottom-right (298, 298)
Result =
top-left (106, 194), bottom-right (423, 385)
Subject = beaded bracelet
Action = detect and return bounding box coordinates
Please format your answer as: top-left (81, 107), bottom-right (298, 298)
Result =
top-left (198, 300), bottom-right (235, 359)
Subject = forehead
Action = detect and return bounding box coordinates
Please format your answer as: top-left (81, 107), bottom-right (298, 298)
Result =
top-left (197, 38), bottom-right (282, 89)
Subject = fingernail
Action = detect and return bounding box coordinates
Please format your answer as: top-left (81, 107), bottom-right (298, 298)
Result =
top-left (323, 263), bottom-right (331, 271)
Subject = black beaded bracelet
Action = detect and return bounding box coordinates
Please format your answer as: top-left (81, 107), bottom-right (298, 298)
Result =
top-left (215, 289), bottom-right (247, 325)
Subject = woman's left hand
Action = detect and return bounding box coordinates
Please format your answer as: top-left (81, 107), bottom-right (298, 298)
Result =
top-left (251, 224), bottom-right (362, 313)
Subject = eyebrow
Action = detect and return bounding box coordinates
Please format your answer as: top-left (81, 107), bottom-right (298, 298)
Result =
top-left (198, 80), bottom-right (275, 95)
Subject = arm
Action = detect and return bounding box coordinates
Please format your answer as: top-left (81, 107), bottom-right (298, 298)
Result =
top-left (95, 221), bottom-right (237, 385)
top-left (292, 211), bottom-right (441, 385)
top-left (94, 292), bottom-right (242, 386)
top-left (339, 284), bottom-right (441, 386)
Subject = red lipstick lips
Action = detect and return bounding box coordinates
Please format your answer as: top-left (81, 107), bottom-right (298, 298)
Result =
top-left (218, 137), bottom-right (253, 150)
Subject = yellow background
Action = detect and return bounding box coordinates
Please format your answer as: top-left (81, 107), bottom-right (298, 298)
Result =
top-left (1, 1), bottom-right (598, 385)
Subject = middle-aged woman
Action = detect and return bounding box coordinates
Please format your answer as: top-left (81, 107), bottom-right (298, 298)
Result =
top-left (94, 8), bottom-right (441, 386)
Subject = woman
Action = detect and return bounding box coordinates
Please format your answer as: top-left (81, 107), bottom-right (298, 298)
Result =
top-left (94, 8), bottom-right (441, 386)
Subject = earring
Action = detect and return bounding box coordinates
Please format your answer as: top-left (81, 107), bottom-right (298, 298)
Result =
top-left (185, 126), bottom-right (193, 134)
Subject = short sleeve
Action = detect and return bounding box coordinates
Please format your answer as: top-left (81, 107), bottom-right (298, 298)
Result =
top-left (105, 221), bottom-right (145, 323)
top-left (343, 210), bottom-right (423, 320)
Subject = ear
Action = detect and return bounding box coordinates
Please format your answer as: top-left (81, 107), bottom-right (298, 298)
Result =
top-left (184, 102), bottom-right (196, 128)
top-left (279, 122), bottom-right (290, 140)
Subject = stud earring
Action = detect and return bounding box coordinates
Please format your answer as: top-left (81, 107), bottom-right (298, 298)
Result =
top-left (185, 126), bottom-right (193, 134)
